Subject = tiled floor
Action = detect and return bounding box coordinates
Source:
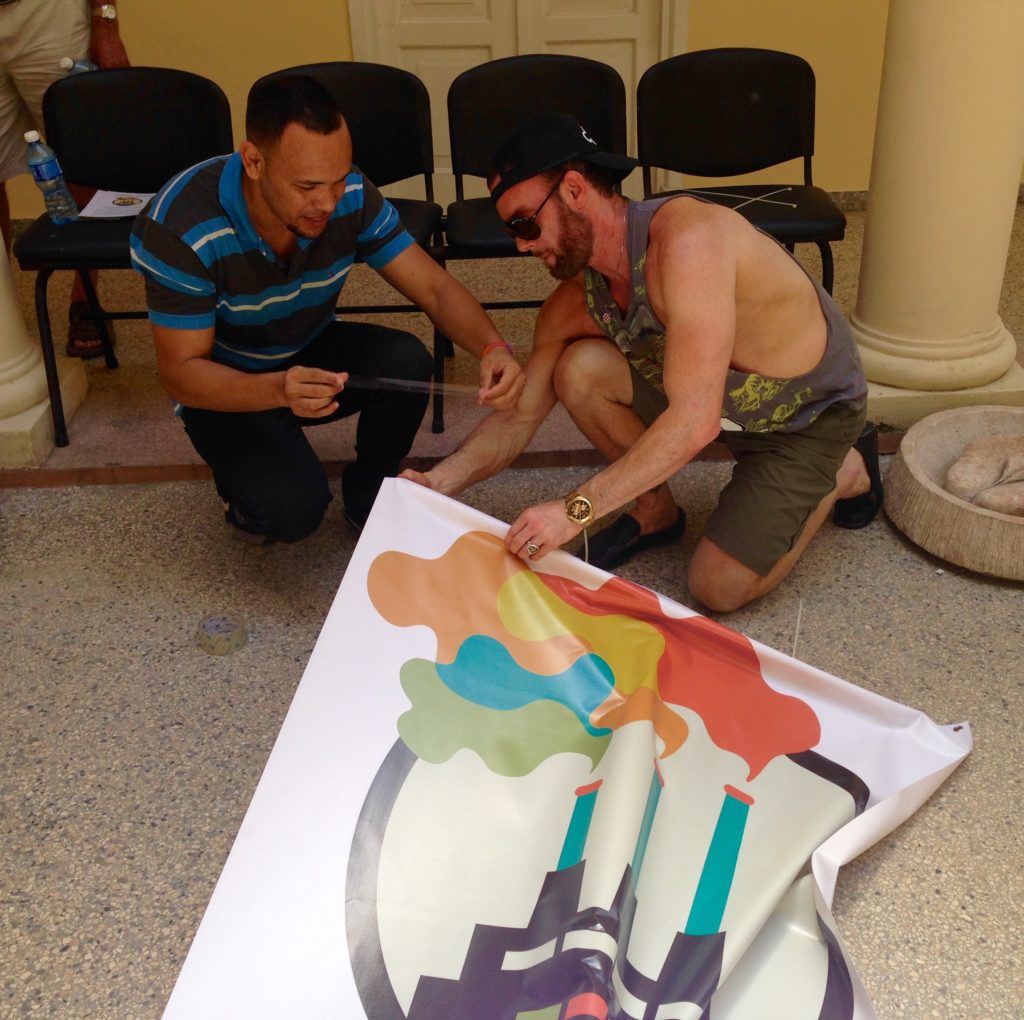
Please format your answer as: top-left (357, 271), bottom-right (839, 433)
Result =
top-left (2, 210), bottom-right (1023, 1019)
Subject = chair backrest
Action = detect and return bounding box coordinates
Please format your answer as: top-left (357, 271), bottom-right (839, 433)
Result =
top-left (42, 67), bottom-right (232, 193)
top-left (637, 48), bottom-right (816, 183)
top-left (447, 54), bottom-right (628, 195)
top-left (258, 62), bottom-right (435, 197)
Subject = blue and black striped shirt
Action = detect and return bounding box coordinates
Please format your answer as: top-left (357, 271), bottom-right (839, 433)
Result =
top-left (129, 152), bottom-right (414, 372)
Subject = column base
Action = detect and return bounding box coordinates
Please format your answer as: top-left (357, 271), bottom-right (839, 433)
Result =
top-left (853, 315), bottom-right (1019, 391)
top-left (0, 358), bottom-right (88, 467)
top-left (867, 360), bottom-right (1024, 430)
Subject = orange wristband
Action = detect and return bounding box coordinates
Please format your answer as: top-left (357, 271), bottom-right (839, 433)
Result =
top-left (482, 340), bottom-right (513, 357)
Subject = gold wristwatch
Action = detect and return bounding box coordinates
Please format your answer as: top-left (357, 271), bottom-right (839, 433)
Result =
top-left (565, 491), bottom-right (594, 527)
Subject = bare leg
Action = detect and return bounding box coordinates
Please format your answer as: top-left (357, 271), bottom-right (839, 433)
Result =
top-left (70, 272), bottom-right (93, 304)
top-left (553, 339), bottom-right (679, 533)
top-left (689, 444), bottom-right (871, 612)
top-left (66, 183), bottom-right (97, 305)
top-left (62, 187), bottom-right (103, 356)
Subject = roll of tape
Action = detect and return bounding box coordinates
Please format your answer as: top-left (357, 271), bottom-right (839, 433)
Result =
top-left (196, 612), bottom-right (247, 655)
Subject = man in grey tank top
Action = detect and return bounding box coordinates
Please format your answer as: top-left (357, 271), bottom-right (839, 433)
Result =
top-left (402, 114), bottom-right (883, 612)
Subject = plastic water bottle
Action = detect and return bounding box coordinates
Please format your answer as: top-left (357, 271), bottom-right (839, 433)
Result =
top-left (60, 57), bottom-right (99, 75)
top-left (24, 130), bottom-right (79, 225)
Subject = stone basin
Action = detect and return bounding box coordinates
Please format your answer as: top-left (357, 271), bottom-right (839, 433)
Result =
top-left (884, 405), bottom-right (1024, 581)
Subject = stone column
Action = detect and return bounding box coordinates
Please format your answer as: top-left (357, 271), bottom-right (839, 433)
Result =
top-left (0, 243), bottom-right (86, 466)
top-left (851, 0), bottom-right (1024, 424)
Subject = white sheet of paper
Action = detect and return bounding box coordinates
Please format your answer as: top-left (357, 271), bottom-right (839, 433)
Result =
top-left (79, 190), bottom-right (154, 218)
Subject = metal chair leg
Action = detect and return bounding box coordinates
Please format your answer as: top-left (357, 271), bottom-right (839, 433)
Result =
top-left (33, 269), bottom-right (68, 447)
top-left (431, 247), bottom-right (455, 361)
top-left (431, 328), bottom-right (446, 434)
top-left (818, 242), bottom-right (835, 295)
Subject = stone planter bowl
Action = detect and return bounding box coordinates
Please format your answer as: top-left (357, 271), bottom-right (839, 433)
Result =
top-left (884, 405), bottom-right (1024, 581)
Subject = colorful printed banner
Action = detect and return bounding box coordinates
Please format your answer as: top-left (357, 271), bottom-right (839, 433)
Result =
top-left (163, 480), bottom-right (971, 1020)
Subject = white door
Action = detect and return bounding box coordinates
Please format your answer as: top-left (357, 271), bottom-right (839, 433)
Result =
top-left (348, 0), bottom-right (687, 202)
top-left (517, 0), bottom-right (673, 197)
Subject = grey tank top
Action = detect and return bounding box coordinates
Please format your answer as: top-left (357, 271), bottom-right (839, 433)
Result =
top-left (583, 196), bottom-right (866, 433)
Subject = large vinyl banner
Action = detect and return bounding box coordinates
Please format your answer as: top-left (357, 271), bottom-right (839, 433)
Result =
top-left (163, 480), bottom-right (971, 1020)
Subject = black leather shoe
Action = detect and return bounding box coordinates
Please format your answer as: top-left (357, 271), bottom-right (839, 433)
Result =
top-left (582, 507), bottom-right (687, 571)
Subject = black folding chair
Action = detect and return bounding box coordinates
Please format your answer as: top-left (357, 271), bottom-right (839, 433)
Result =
top-left (258, 62), bottom-right (451, 430)
top-left (637, 48), bottom-right (845, 293)
top-left (13, 67), bottom-right (232, 446)
top-left (444, 53), bottom-right (629, 285)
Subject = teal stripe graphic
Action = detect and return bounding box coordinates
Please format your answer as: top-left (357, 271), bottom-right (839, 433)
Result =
top-left (557, 787), bottom-right (599, 870)
top-left (630, 767), bottom-right (663, 882)
top-left (685, 791), bottom-right (750, 935)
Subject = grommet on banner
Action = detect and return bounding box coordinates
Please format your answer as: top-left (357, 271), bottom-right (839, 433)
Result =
top-left (196, 612), bottom-right (247, 655)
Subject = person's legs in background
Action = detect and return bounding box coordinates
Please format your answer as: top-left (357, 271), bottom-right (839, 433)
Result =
top-left (0, 0), bottom-right (102, 357)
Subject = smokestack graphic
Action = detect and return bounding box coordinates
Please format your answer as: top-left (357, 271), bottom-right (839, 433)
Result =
top-left (686, 784), bottom-right (754, 936)
top-left (558, 779), bottom-right (604, 871)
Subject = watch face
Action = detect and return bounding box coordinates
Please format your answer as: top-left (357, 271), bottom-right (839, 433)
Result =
top-left (566, 496), bottom-right (593, 525)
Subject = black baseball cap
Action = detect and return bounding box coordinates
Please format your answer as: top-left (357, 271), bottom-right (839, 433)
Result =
top-left (490, 113), bottom-right (637, 203)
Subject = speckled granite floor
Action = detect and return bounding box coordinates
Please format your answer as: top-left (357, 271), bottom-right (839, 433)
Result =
top-left (2, 211), bottom-right (1024, 1019)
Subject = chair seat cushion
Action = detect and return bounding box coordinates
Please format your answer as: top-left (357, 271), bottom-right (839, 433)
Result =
top-left (444, 197), bottom-right (523, 258)
top-left (666, 185), bottom-right (847, 243)
top-left (13, 214), bottom-right (136, 271)
top-left (390, 198), bottom-right (443, 248)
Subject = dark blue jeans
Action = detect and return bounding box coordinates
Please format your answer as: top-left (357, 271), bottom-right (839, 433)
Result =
top-left (182, 320), bottom-right (432, 541)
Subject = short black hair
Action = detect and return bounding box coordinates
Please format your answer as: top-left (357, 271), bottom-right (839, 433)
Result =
top-left (245, 74), bottom-right (344, 149)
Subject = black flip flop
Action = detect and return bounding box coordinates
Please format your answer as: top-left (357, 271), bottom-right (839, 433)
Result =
top-left (834, 423), bottom-right (884, 529)
top-left (582, 507), bottom-right (687, 571)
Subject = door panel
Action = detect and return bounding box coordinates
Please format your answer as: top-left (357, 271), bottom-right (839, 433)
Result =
top-left (349, 0), bottom-right (683, 202)
top-left (517, 0), bottom-right (663, 196)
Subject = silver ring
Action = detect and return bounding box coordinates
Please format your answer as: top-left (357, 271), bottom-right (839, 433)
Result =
top-left (526, 542), bottom-right (539, 555)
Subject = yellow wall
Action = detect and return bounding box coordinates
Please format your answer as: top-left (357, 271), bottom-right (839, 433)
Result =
top-left (688, 0), bottom-right (890, 192)
top-left (8, 0), bottom-right (354, 217)
top-left (10, 0), bottom-right (898, 215)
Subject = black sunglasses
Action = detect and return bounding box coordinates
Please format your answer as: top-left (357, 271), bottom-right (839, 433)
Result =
top-left (501, 172), bottom-right (566, 240)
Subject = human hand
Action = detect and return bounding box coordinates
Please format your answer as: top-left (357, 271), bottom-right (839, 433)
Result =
top-left (282, 367), bottom-right (346, 418)
top-left (478, 346), bottom-right (524, 410)
top-left (89, 22), bottom-right (131, 69)
top-left (398, 469), bottom-right (434, 489)
top-left (505, 500), bottom-right (581, 562)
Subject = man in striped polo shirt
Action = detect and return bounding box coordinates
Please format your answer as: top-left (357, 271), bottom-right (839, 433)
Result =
top-left (131, 74), bottom-right (522, 542)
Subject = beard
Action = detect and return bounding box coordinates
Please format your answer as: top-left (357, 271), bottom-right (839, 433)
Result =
top-left (285, 215), bottom-right (329, 240)
top-left (548, 200), bottom-right (594, 280)
top-left (287, 222), bottom-right (318, 240)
